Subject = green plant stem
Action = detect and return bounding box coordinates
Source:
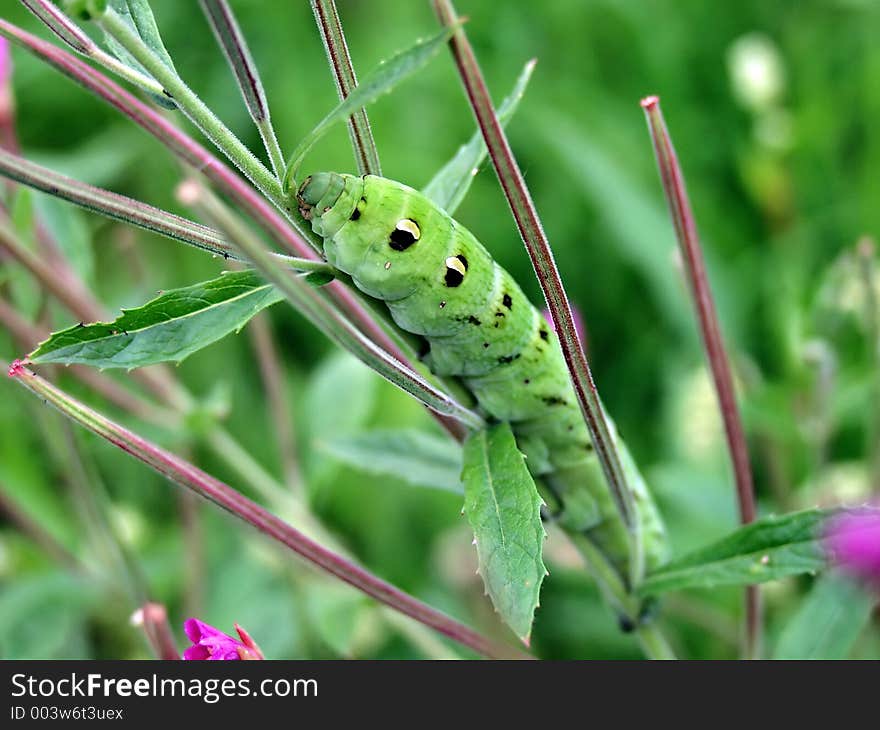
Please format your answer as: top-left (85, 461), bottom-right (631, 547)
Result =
top-left (198, 0), bottom-right (286, 178)
top-left (22, 0), bottom-right (169, 101)
top-left (0, 19), bottom-right (469, 442)
top-left (567, 531), bottom-right (675, 659)
top-left (636, 623), bottom-right (676, 660)
top-left (97, 9), bottom-right (283, 204)
top-left (310, 0), bottom-right (381, 176)
top-left (0, 147), bottom-right (321, 267)
top-left (183, 178), bottom-right (484, 429)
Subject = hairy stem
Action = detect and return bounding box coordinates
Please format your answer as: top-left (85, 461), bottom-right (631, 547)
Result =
top-left (310, 0), bottom-right (381, 176)
top-left (199, 0), bottom-right (286, 178)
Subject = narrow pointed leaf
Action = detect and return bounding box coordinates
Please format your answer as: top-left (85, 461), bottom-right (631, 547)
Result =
top-left (97, 1), bottom-right (177, 108)
top-left (283, 23), bottom-right (458, 189)
top-left (423, 59), bottom-right (535, 214)
top-left (30, 270), bottom-right (282, 368)
top-left (319, 429), bottom-right (463, 493)
top-left (462, 422), bottom-right (546, 643)
top-left (773, 573), bottom-right (876, 660)
top-left (638, 509), bottom-right (833, 596)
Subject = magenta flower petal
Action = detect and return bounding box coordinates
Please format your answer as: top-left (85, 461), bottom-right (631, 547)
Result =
top-left (824, 509), bottom-right (880, 586)
top-left (182, 618), bottom-right (249, 661)
top-left (0, 37), bottom-right (10, 88)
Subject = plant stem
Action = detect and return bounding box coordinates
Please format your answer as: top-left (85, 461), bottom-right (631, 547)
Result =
top-left (0, 297), bottom-right (171, 423)
top-left (0, 18), bottom-right (467, 442)
top-left (8, 362), bottom-right (527, 660)
top-left (198, 0), bottom-right (287, 178)
top-left (181, 179), bottom-right (484, 429)
top-left (431, 0), bottom-right (643, 584)
top-left (132, 602), bottom-right (180, 660)
top-left (310, 0), bottom-right (381, 176)
top-left (21, 0), bottom-right (170, 101)
top-left (641, 96), bottom-right (761, 659)
top-left (0, 480), bottom-right (82, 570)
top-left (568, 531), bottom-right (676, 659)
top-left (98, 8), bottom-right (282, 204)
top-left (243, 308), bottom-right (304, 492)
top-left (636, 623), bottom-right (676, 660)
top-left (857, 236), bottom-right (880, 494)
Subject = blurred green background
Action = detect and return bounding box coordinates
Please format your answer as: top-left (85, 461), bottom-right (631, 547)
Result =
top-left (0, 0), bottom-right (878, 659)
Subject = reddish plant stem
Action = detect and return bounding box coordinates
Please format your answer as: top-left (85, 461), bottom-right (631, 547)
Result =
top-left (0, 18), bottom-right (465, 442)
top-left (310, 0), bottom-right (381, 176)
top-left (0, 482), bottom-right (81, 570)
top-left (641, 96), bottom-right (761, 658)
top-left (9, 362), bottom-right (526, 660)
top-left (431, 1), bottom-right (640, 565)
top-left (0, 217), bottom-right (184, 408)
top-left (134, 602), bottom-right (181, 660)
top-left (0, 297), bottom-right (170, 422)
top-left (246, 307), bottom-right (303, 492)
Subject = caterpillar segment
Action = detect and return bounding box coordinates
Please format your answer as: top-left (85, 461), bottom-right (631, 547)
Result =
top-left (296, 172), bottom-right (668, 578)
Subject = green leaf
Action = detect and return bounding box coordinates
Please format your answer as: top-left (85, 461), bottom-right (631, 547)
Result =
top-left (304, 270), bottom-right (336, 288)
top-left (101, 0), bottom-right (177, 108)
top-left (462, 422), bottom-right (546, 643)
top-left (283, 23), bottom-right (459, 190)
top-left (773, 573), bottom-right (876, 660)
top-left (423, 59), bottom-right (536, 214)
top-left (318, 429), bottom-right (463, 493)
top-left (30, 269), bottom-right (283, 368)
top-left (638, 509), bottom-right (832, 596)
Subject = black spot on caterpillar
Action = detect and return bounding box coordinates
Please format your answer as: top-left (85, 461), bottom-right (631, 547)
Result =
top-left (389, 219), bottom-right (420, 251)
top-left (467, 315), bottom-right (481, 326)
top-left (502, 293), bottom-right (513, 309)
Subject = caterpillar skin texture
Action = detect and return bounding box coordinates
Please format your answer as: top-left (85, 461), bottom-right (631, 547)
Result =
top-left (297, 172), bottom-right (668, 575)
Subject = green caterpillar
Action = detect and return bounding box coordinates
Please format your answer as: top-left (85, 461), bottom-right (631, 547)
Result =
top-left (296, 172), bottom-right (668, 579)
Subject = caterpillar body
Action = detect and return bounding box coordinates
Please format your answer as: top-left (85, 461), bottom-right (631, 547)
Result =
top-left (297, 172), bottom-right (668, 576)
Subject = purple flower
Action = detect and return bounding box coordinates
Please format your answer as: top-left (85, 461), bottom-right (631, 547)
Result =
top-left (0, 37), bottom-right (11, 88)
top-left (182, 618), bottom-right (263, 660)
top-left (824, 509), bottom-right (880, 587)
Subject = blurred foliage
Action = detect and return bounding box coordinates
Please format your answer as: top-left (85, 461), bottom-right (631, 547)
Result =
top-left (0, 0), bottom-right (878, 659)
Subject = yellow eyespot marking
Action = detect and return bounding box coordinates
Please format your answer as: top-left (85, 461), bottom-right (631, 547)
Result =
top-left (445, 256), bottom-right (466, 276)
top-left (396, 219), bottom-right (421, 240)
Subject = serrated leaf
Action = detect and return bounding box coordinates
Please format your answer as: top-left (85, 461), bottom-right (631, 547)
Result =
top-left (30, 269), bottom-right (282, 368)
top-left (638, 509), bottom-right (832, 596)
top-left (423, 59), bottom-right (536, 214)
top-left (773, 573), bottom-right (876, 660)
top-left (102, 0), bottom-right (177, 109)
top-left (283, 23), bottom-right (459, 189)
top-left (319, 429), bottom-right (463, 493)
top-left (462, 422), bottom-right (546, 643)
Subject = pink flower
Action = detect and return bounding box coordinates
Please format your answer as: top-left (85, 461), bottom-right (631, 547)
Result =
top-left (182, 618), bottom-right (263, 660)
top-left (824, 509), bottom-right (880, 587)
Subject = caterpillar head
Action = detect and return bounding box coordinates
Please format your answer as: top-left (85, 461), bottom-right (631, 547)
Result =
top-left (296, 173), bottom-right (428, 301)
